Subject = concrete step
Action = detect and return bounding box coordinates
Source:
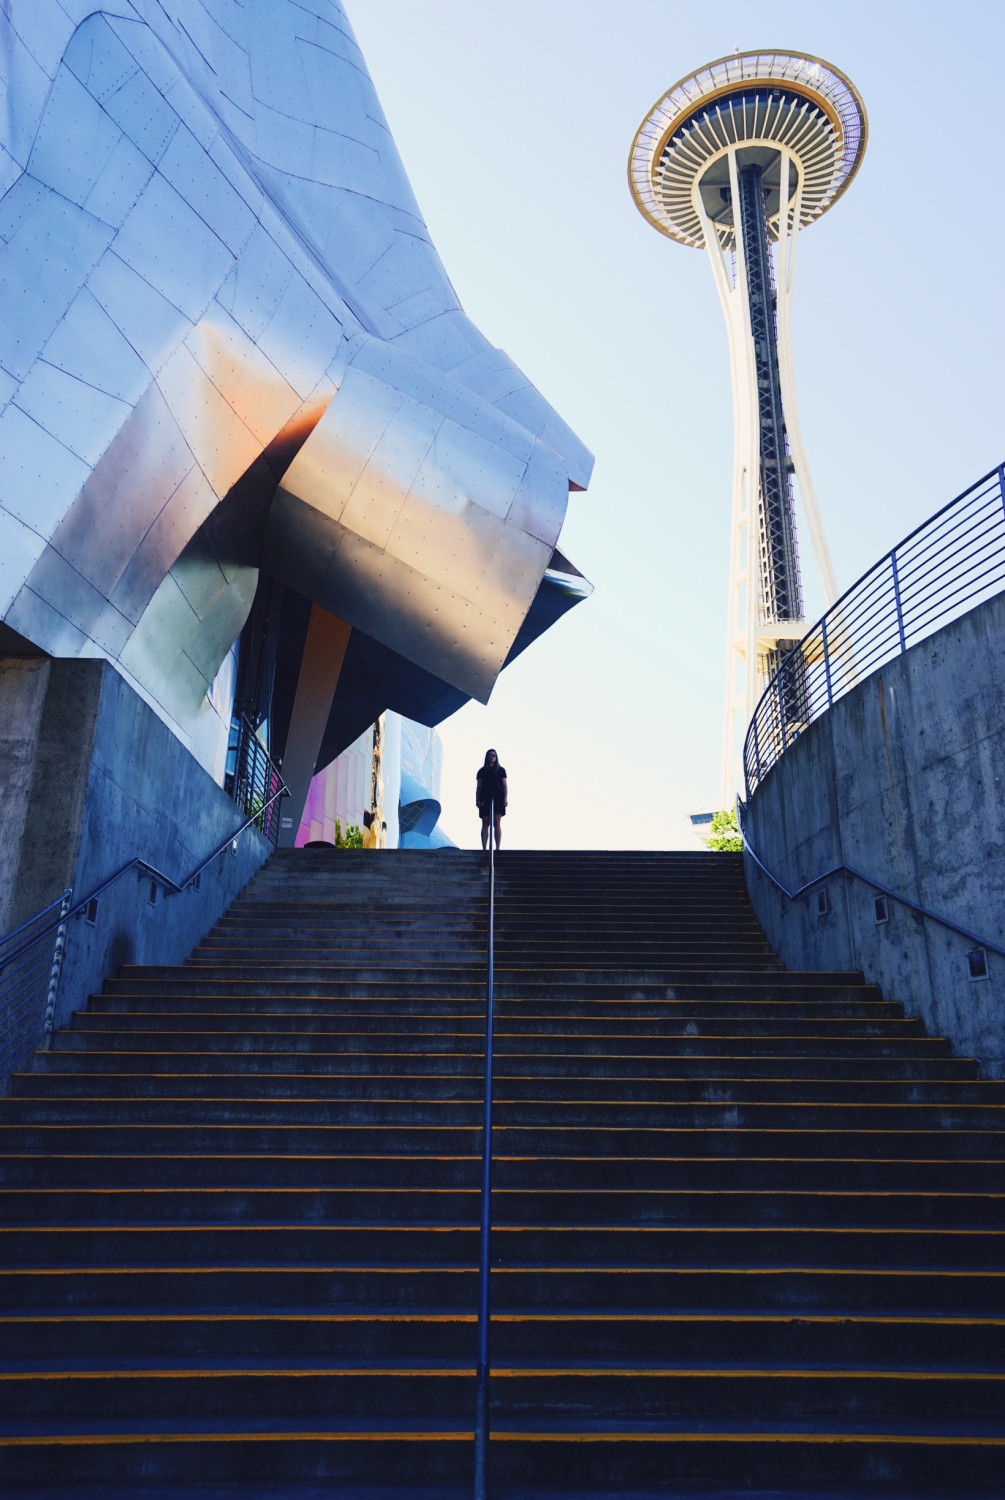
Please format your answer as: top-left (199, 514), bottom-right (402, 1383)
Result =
top-left (3, 1185), bottom-right (1002, 1228)
top-left (1, 1424), bottom-right (1002, 1493)
top-left (2, 846), bottom-right (1000, 1495)
top-left (2, 1310), bottom-right (1000, 1367)
top-left (1, 1363), bottom-right (1003, 1428)
top-left (2, 1222), bottom-right (1002, 1269)
top-left (3, 1261), bottom-right (1001, 1314)
top-left (3, 1152), bottom-right (1001, 1193)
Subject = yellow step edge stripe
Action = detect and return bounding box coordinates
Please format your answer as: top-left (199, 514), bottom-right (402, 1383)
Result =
top-left (3, 1223), bottom-right (1001, 1237)
top-left (2, 1367), bottom-right (1001, 1382)
top-left (6, 1187), bottom-right (1001, 1199)
top-left (4, 1264), bottom-right (1002, 1278)
top-left (1, 1430), bottom-right (1002, 1448)
top-left (2, 1313), bottom-right (1000, 1326)
top-left (0, 1150), bottom-right (995, 1164)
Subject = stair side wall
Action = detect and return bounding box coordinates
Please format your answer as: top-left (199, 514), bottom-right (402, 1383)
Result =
top-left (744, 590), bottom-right (1005, 1077)
top-left (0, 657), bottom-right (270, 1053)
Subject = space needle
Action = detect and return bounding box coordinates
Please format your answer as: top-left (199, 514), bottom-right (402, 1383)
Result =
top-left (629, 52), bottom-right (867, 799)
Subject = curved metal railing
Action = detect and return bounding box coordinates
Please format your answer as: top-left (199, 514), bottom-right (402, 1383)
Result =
top-left (744, 462), bottom-right (1005, 796)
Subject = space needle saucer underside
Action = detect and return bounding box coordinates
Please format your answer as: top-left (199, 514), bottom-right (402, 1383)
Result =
top-left (629, 50), bottom-right (867, 249)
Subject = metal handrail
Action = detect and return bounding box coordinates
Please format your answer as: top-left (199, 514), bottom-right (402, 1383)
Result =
top-left (473, 798), bottom-right (497, 1498)
top-left (0, 891), bottom-right (72, 1081)
top-left (735, 795), bottom-right (1005, 961)
top-left (744, 462), bottom-right (1005, 796)
top-left (0, 781), bottom-right (289, 971)
top-left (0, 772), bottom-right (288, 1087)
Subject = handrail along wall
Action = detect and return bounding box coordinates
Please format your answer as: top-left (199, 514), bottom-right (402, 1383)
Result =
top-left (736, 794), bottom-right (1005, 964)
top-left (0, 720), bottom-right (287, 1088)
top-left (744, 463), bottom-right (1005, 796)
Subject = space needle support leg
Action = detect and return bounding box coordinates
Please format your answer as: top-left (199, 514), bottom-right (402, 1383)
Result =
top-left (773, 151), bottom-right (839, 608)
top-left (693, 157), bottom-right (758, 802)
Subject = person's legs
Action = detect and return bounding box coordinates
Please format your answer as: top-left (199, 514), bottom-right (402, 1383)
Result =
top-left (480, 813), bottom-right (489, 850)
top-left (493, 809), bottom-right (502, 849)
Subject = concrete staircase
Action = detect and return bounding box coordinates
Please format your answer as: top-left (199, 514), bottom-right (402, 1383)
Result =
top-left (0, 848), bottom-right (1002, 1496)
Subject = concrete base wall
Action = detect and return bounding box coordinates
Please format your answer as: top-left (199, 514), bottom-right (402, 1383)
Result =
top-left (1, 658), bottom-right (270, 1081)
top-left (743, 591), bottom-right (1005, 1078)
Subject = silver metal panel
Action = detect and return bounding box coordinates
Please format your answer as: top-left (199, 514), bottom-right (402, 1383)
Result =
top-left (254, 268), bottom-right (345, 399)
top-left (0, 513), bottom-right (46, 617)
top-left (215, 226), bottom-right (295, 342)
top-left (106, 16), bottom-right (208, 125)
top-left (97, 58), bottom-right (180, 167)
top-left (63, 14), bottom-right (136, 108)
top-left (155, 343), bottom-right (261, 499)
top-left (117, 572), bottom-right (198, 691)
top-left (13, 360), bottom-right (131, 468)
top-left (0, 25), bottom-right (53, 171)
top-left (0, 364), bottom-right (20, 414)
top-left (5, 0), bottom-right (73, 79)
top-left (22, 545), bottom-right (133, 657)
top-left (5, 584), bottom-right (92, 659)
top-left (0, 190), bottom-right (113, 379)
top-left (82, 136), bottom-right (155, 231)
top-left (176, 562), bottom-right (257, 681)
top-left (186, 301), bottom-right (302, 445)
top-left (269, 351), bottom-right (567, 698)
top-left (157, 123), bottom-right (257, 257)
top-left (0, 152), bottom-right (21, 204)
top-left (0, 403), bottom-right (90, 538)
top-left (263, 489), bottom-right (343, 603)
top-left (205, 134), bottom-right (263, 214)
top-left (110, 173), bottom-right (233, 322)
top-left (45, 381), bottom-right (194, 591)
top-left (0, 175), bottom-right (46, 243)
top-left (110, 464), bottom-right (217, 624)
top-left (26, 68), bottom-right (123, 210)
top-left (42, 287), bottom-right (150, 403)
top-left (295, 37), bottom-right (365, 136)
top-left (86, 249), bottom-right (192, 374)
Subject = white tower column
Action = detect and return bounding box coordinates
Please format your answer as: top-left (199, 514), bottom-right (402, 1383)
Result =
top-left (629, 50), bottom-right (867, 807)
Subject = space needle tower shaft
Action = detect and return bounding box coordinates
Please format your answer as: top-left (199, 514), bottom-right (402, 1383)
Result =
top-left (630, 52), bottom-right (867, 800)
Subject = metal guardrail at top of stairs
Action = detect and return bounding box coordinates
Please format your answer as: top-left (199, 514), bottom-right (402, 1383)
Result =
top-left (735, 794), bottom-right (1005, 965)
top-left (0, 770), bottom-right (288, 1089)
top-left (744, 462), bottom-right (1005, 797)
top-left (474, 798), bottom-right (497, 1499)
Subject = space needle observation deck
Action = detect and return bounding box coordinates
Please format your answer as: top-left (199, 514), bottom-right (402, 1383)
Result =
top-left (629, 51), bottom-right (867, 798)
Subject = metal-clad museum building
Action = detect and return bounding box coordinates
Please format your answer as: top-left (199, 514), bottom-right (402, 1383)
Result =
top-left (0, 0), bottom-right (593, 908)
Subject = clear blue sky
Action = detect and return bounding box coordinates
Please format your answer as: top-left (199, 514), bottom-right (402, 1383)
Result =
top-left (350, 0), bottom-right (1005, 850)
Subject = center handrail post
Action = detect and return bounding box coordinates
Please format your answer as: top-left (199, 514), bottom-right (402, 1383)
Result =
top-left (473, 796), bottom-right (496, 1498)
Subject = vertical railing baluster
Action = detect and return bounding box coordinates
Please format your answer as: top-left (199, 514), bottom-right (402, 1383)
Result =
top-left (890, 550), bottom-right (907, 655)
top-left (41, 891), bottom-right (72, 1045)
top-left (474, 800), bottom-right (496, 1499)
top-left (751, 714), bottom-right (761, 795)
top-left (821, 616), bottom-right (833, 709)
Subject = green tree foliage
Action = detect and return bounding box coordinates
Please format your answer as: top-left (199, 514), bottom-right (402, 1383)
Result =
top-left (705, 808), bottom-right (743, 852)
top-left (333, 818), bottom-right (365, 849)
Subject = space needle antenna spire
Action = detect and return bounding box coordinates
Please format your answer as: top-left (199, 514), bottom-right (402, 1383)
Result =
top-left (629, 51), bottom-right (867, 800)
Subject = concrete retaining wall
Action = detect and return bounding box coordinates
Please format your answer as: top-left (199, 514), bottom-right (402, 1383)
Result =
top-left (1, 658), bottom-right (270, 1080)
top-left (743, 591), bottom-right (1005, 1078)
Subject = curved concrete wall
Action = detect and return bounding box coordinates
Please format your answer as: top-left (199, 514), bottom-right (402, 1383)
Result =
top-left (743, 590), bottom-right (1005, 1078)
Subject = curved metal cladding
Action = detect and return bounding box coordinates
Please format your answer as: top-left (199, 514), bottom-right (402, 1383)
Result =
top-left (0, 0), bottom-right (593, 772)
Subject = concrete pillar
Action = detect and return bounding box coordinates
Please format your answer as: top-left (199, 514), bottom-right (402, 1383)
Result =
top-left (278, 606), bottom-right (352, 845)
